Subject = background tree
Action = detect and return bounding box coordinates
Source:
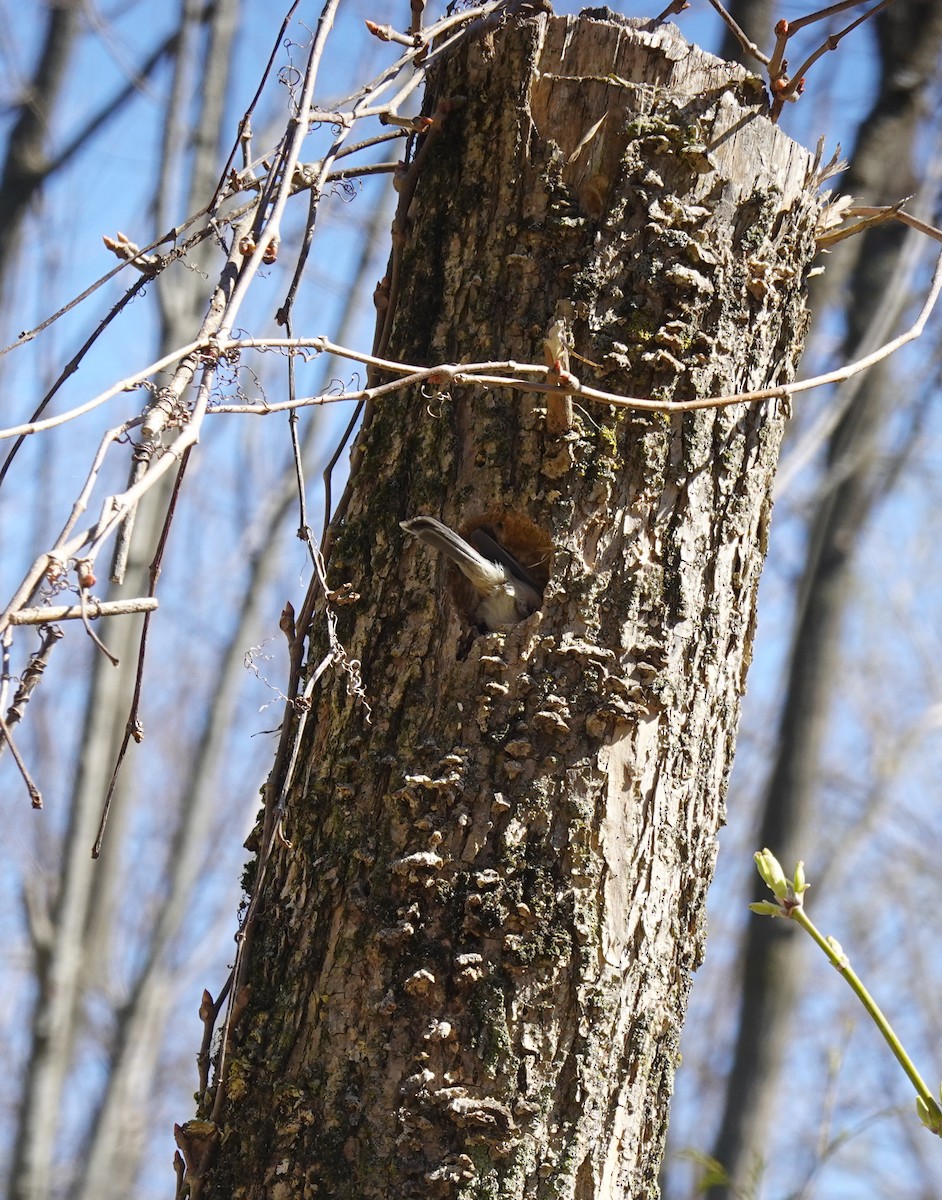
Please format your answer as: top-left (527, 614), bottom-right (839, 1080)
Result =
top-left (1, 3), bottom-right (393, 1197)
top-left (704, 4), bottom-right (942, 1194)
top-left (666, 3), bottom-right (942, 1198)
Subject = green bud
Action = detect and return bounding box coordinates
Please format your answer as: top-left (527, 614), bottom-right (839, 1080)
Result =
top-left (916, 1096), bottom-right (942, 1134)
top-left (793, 860), bottom-right (809, 894)
top-left (754, 848), bottom-right (788, 899)
top-left (748, 901), bottom-right (782, 917)
top-left (826, 936), bottom-right (847, 967)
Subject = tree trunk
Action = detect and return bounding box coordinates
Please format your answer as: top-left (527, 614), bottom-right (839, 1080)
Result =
top-left (0, 0), bottom-right (80, 292)
top-left (195, 12), bottom-right (821, 1198)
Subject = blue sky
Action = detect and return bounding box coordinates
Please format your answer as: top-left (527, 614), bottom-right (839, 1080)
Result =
top-left (2, 3), bottom-right (941, 1198)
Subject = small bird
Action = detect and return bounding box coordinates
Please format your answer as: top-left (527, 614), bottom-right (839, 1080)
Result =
top-left (400, 515), bottom-right (542, 631)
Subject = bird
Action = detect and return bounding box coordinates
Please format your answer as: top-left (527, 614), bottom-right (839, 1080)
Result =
top-left (400, 515), bottom-right (542, 631)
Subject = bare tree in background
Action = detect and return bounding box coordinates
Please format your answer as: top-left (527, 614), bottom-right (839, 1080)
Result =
top-left (3, 5), bottom-right (247, 1198)
top-left (705, 3), bottom-right (942, 1194)
top-left (0, 3), bottom-right (388, 1197)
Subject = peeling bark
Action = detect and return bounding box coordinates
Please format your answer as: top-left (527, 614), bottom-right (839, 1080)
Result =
top-left (201, 14), bottom-right (821, 1199)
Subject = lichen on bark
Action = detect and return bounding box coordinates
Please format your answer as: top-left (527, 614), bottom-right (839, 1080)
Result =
top-left (202, 12), bottom-right (823, 1199)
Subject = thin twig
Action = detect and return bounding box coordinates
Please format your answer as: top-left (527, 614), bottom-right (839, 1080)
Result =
top-left (784, 0), bottom-right (897, 103)
top-left (0, 275), bottom-right (151, 489)
top-left (0, 711), bottom-right (43, 808)
top-left (1, 624), bottom-right (63, 737)
top-left (276, 182), bottom-right (323, 327)
top-left (655, 1), bottom-right (690, 22)
top-left (786, 0), bottom-right (891, 36)
top-left (705, 0), bottom-right (770, 64)
top-left (78, 587), bottom-right (120, 666)
top-left (819, 203), bottom-right (942, 250)
top-left (190, 248), bottom-right (942, 417)
top-left (0, 341), bottom-right (201, 441)
top-left (283, 315), bottom-right (311, 545)
top-left (206, 0), bottom-right (304, 215)
top-left (92, 445), bottom-right (192, 858)
top-left (767, 0), bottom-right (899, 116)
top-left (365, 21), bottom-right (420, 48)
top-left (320, 401), bottom-right (363, 548)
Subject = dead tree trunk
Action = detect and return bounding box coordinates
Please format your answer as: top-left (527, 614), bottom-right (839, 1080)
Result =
top-left (194, 13), bottom-right (821, 1198)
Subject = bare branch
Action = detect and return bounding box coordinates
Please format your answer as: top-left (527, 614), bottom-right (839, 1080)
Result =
top-left (819, 201), bottom-right (942, 250)
top-left (0, 273), bottom-right (150, 488)
top-left (92, 445), bottom-right (192, 858)
top-left (0, 341), bottom-right (201, 440)
top-left (1, 623), bottom-right (62, 736)
top-left (785, 0), bottom-right (898, 102)
top-left (655, 1), bottom-right (690, 23)
top-left (0, 710), bottom-right (42, 807)
top-left (705, 0), bottom-right (771, 64)
top-left (193, 246), bottom-right (942, 417)
top-left (785, 0), bottom-right (895, 36)
top-left (768, 0), bottom-right (899, 116)
top-left (365, 20), bottom-right (421, 48)
top-left (8, 598), bottom-right (158, 625)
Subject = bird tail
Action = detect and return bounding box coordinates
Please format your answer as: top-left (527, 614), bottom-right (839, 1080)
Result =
top-left (400, 516), bottom-right (505, 591)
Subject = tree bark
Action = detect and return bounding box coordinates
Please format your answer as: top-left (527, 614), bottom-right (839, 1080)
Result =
top-left (195, 12), bottom-right (821, 1198)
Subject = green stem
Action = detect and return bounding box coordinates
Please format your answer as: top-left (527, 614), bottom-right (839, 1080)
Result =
top-left (792, 907), bottom-right (941, 1119)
